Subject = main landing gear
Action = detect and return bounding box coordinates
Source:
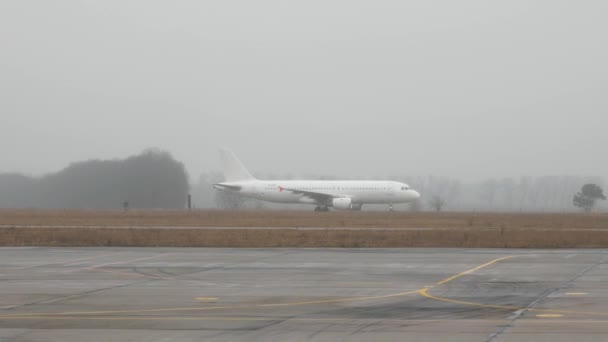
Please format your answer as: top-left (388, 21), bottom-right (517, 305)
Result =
top-left (388, 203), bottom-right (394, 212)
top-left (314, 206), bottom-right (330, 212)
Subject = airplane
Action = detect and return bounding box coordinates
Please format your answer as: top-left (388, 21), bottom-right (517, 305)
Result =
top-left (213, 149), bottom-right (421, 211)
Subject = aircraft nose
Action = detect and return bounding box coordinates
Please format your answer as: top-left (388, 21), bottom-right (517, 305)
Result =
top-left (411, 190), bottom-right (421, 199)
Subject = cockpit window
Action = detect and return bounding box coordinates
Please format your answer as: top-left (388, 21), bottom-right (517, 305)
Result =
top-left (401, 186), bottom-right (409, 190)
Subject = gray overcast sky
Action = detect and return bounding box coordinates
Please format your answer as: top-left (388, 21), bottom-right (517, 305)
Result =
top-left (1, 1), bottom-right (607, 181)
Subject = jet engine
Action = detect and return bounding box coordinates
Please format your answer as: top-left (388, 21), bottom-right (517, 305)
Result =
top-left (332, 197), bottom-right (352, 210)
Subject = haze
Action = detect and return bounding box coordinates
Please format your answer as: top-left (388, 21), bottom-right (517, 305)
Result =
top-left (1, 1), bottom-right (606, 181)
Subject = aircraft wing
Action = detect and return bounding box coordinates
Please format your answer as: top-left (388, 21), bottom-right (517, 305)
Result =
top-left (282, 187), bottom-right (334, 204)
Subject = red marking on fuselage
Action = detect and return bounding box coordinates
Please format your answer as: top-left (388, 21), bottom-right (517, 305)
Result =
top-left (278, 186), bottom-right (284, 192)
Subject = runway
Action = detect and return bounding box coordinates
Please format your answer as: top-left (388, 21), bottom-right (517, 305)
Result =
top-left (1, 248), bottom-right (608, 341)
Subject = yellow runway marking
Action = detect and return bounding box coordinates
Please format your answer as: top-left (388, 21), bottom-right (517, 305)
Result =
top-left (91, 267), bottom-right (161, 279)
top-left (255, 290), bottom-right (421, 307)
top-left (0, 289), bottom-right (422, 318)
top-left (333, 282), bottom-right (392, 286)
top-left (2, 253), bottom-right (606, 321)
top-left (420, 286), bottom-right (608, 317)
top-left (4, 315), bottom-right (608, 324)
top-left (0, 255), bottom-right (532, 319)
top-left (2, 316), bottom-right (607, 323)
top-left (196, 297), bottom-right (219, 301)
top-left (82, 253), bottom-right (170, 279)
top-left (420, 288), bottom-right (522, 311)
top-left (60, 253), bottom-right (118, 266)
top-left (84, 254), bottom-right (169, 271)
top-left (565, 292), bottom-right (588, 296)
top-left (536, 314), bottom-right (563, 318)
top-left (7, 253), bottom-right (117, 270)
top-left (436, 255), bottom-right (520, 285)
top-left (418, 254), bottom-right (608, 317)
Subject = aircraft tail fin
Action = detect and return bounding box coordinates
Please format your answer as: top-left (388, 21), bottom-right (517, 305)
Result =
top-left (219, 148), bottom-right (256, 182)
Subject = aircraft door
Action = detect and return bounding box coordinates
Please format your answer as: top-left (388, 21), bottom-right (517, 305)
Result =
top-left (385, 183), bottom-right (395, 198)
top-left (256, 184), bottom-right (265, 198)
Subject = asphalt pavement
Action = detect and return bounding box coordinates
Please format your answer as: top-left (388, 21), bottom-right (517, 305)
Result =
top-left (1, 247), bottom-right (607, 341)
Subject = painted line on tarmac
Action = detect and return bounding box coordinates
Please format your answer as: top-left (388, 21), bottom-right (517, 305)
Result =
top-left (435, 255), bottom-right (520, 285)
top-left (5, 252), bottom-right (117, 270)
top-left (2, 254), bottom-right (607, 321)
top-left (0, 289), bottom-right (422, 318)
top-left (67, 253), bottom-right (172, 278)
top-left (84, 254), bottom-right (170, 271)
top-left (420, 288), bottom-right (608, 317)
top-left (4, 315), bottom-right (608, 324)
top-left (421, 255), bottom-right (608, 317)
top-left (0, 255), bottom-right (543, 319)
top-left (0, 316), bottom-right (527, 322)
top-left (0, 254), bottom-right (519, 319)
top-left (61, 253), bottom-right (119, 267)
top-left (91, 267), bottom-right (162, 279)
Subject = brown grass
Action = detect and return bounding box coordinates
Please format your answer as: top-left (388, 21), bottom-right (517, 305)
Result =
top-left (1, 227), bottom-right (607, 248)
top-left (0, 209), bottom-right (607, 248)
top-left (1, 209), bottom-right (607, 229)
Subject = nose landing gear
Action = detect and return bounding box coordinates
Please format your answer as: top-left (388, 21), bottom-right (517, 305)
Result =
top-left (314, 206), bottom-right (330, 212)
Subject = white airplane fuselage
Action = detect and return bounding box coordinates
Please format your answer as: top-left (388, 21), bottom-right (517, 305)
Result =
top-left (217, 180), bottom-right (419, 206)
top-left (213, 149), bottom-right (421, 211)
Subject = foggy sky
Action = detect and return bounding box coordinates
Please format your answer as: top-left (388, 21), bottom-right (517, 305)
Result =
top-left (1, 1), bottom-right (607, 181)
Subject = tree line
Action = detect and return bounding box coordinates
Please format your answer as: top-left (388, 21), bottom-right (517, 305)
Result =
top-left (191, 172), bottom-right (606, 212)
top-left (0, 151), bottom-right (604, 212)
top-left (0, 149), bottom-right (189, 209)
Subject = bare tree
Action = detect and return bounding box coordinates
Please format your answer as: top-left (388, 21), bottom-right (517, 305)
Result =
top-left (499, 178), bottom-right (516, 211)
top-left (429, 195), bottom-right (446, 212)
top-left (479, 179), bottom-right (498, 210)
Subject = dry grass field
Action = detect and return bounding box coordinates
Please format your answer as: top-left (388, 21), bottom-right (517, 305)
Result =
top-left (1, 209), bottom-right (607, 248)
top-left (1, 209), bottom-right (607, 229)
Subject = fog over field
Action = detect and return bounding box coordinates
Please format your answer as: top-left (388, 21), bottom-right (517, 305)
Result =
top-left (0, 1), bottom-right (606, 210)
